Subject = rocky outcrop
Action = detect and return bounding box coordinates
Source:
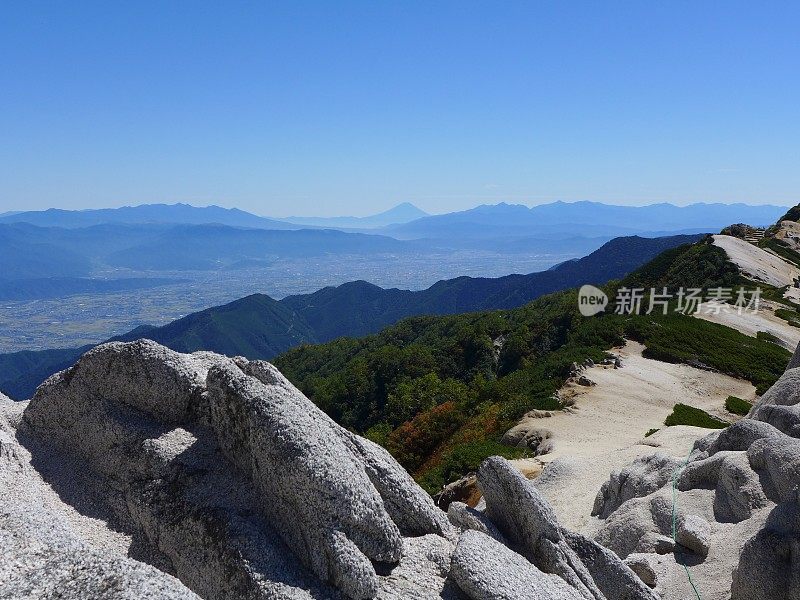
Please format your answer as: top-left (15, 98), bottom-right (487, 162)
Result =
top-left (588, 363), bottom-right (800, 599)
top-left (592, 453), bottom-right (680, 520)
top-left (475, 457), bottom-right (657, 600)
top-left (7, 338), bottom-right (800, 600)
top-left (205, 359), bottom-right (449, 598)
top-left (446, 502), bottom-right (507, 545)
top-left (730, 499), bottom-right (800, 599)
top-left (621, 554), bottom-right (663, 589)
top-left (0, 394), bottom-right (198, 600)
top-left (6, 340), bottom-right (663, 600)
top-left (12, 340), bottom-right (452, 599)
top-left (749, 365), bottom-right (800, 436)
top-left (501, 423), bottom-right (554, 455)
top-left (450, 530), bottom-right (584, 600)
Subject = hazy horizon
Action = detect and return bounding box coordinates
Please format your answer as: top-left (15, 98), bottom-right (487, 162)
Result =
top-left (1, 198), bottom-right (797, 220)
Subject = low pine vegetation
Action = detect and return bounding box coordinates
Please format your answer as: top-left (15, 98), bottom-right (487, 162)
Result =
top-left (725, 395), bottom-right (753, 416)
top-left (775, 307), bottom-right (800, 328)
top-left (756, 331), bottom-right (781, 345)
top-left (759, 238), bottom-right (800, 267)
top-left (664, 403), bottom-right (729, 429)
top-left (625, 314), bottom-right (789, 395)
top-left (621, 238), bottom-right (744, 292)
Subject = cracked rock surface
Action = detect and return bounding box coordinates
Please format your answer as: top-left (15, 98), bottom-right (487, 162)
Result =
top-left (8, 341), bottom-right (452, 599)
top-left (5, 339), bottom-right (800, 600)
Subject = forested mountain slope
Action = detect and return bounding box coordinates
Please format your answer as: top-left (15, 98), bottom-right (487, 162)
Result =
top-left (275, 236), bottom-right (791, 493)
top-left (0, 234), bottom-right (699, 399)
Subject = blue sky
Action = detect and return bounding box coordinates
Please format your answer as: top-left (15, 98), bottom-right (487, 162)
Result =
top-left (1, 1), bottom-right (798, 216)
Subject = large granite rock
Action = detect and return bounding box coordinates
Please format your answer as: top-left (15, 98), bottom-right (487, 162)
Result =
top-left (476, 457), bottom-right (657, 600)
top-left (450, 530), bottom-right (584, 600)
top-left (13, 341), bottom-right (453, 599)
top-left (8, 338), bottom-right (800, 600)
top-left (205, 360), bottom-right (449, 598)
top-left (749, 366), bottom-right (800, 437)
top-left (592, 453), bottom-right (680, 520)
top-left (731, 500), bottom-right (800, 599)
top-left (0, 394), bottom-right (198, 600)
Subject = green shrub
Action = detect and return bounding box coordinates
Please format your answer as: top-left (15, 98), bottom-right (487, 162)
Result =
top-left (644, 428), bottom-right (660, 437)
top-left (756, 331), bottom-right (781, 345)
top-left (664, 403), bottom-right (728, 429)
top-left (725, 395), bottom-right (753, 416)
top-left (759, 238), bottom-right (800, 267)
top-left (775, 307), bottom-right (800, 327)
top-left (364, 422), bottom-right (393, 446)
top-left (417, 440), bottom-right (526, 495)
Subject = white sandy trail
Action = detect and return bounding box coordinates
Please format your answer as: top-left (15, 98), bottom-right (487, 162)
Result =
top-left (712, 234), bottom-right (799, 287)
top-left (515, 341), bottom-right (753, 532)
top-left (533, 341), bottom-right (754, 466)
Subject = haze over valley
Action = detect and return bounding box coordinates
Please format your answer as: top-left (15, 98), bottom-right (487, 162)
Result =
top-left (0, 201), bottom-right (785, 352)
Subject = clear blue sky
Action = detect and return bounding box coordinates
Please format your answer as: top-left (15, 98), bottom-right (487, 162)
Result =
top-left (1, 1), bottom-right (798, 216)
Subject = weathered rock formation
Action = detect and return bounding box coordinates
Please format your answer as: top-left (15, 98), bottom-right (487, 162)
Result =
top-left (587, 363), bottom-right (800, 599)
top-left (4, 339), bottom-right (800, 599)
top-left (10, 340), bottom-right (457, 599)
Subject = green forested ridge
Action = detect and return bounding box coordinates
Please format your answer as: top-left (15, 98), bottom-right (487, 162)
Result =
top-left (116, 294), bottom-right (319, 359)
top-left (277, 300), bottom-right (787, 493)
top-left (276, 239), bottom-right (791, 493)
top-left (276, 289), bottom-right (622, 492)
top-left (771, 205), bottom-right (800, 227)
top-left (620, 237), bottom-right (744, 291)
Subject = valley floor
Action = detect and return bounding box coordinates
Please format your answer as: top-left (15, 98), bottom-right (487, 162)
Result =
top-left (0, 251), bottom-right (573, 353)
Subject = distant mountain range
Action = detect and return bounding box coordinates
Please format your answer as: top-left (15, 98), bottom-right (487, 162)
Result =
top-left (0, 201), bottom-right (782, 276)
top-left (0, 233), bottom-right (701, 400)
top-left (0, 203), bottom-right (298, 230)
top-left (0, 202), bottom-right (428, 230)
top-left (383, 201), bottom-right (787, 240)
top-left (1, 201), bottom-right (788, 242)
top-left (279, 202), bottom-right (428, 229)
top-left (0, 221), bottom-right (422, 275)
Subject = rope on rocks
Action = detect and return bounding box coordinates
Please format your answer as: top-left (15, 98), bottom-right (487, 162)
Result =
top-left (671, 450), bottom-right (702, 600)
